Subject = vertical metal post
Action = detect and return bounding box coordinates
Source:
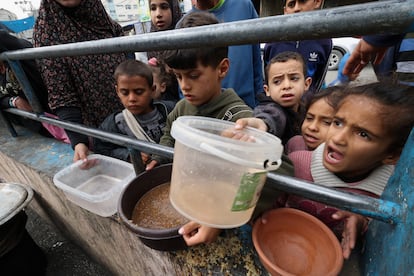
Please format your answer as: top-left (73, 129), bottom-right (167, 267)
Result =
top-left (363, 128), bottom-right (414, 274)
top-left (6, 59), bottom-right (43, 113)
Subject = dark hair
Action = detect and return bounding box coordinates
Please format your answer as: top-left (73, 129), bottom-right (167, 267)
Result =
top-left (264, 51), bottom-right (307, 85)
top-left (340, 81), bottom-right (414, 151)
top-left (304, 86), bottom-right (344, 111)
top-left (114, 59), bottom-right (153, 87)
top-left (164, 12), bottom-right (228, 69)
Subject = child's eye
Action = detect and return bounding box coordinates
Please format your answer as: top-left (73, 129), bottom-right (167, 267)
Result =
top-left (333, 119), bottom-right (343, 127)
top-left (119, 90), bottom-right (129, 96)
top-left (323, 119), bottom-right (332, 126)
top-left (358, 131), bottom-right (371, 140)
top-left (160, 3), bottom-right (170, 10)
top-left (291, 76), bottom-right (300, 81)
top-left (150, 5), bottom-right (156, 11)
top-left (189, 73), bottom-right (199, 79)
top-left (305, 115), bottom-right (314, 121)
top-left (133, 90), bottom-right (145, 95)
top-left (272, 79), bottom-right (281, 85)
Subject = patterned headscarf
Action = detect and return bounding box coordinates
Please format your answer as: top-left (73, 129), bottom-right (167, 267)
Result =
top-left (33, 0), bottom-right (127, 127)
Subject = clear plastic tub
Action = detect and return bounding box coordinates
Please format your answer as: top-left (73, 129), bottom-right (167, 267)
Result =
top-left (170, 116), bottom-right (283, 228)
top-left (53, 154), bottom-right (135, 217)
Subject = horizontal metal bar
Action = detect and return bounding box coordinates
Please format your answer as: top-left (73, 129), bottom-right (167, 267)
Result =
top-left (266, 172), bottom-right (405, 224)
top-left (1, 0), bottom-right (412, 60)
top-left (4, 108), bottom-right (174, 159)
top-left (5, 108), bottom-right (405, 224)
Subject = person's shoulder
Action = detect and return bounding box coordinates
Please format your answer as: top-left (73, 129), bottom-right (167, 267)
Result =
top-left (285, 135), bottom-right (308, 154)
top-left (154, 100), bottom-right (176, 113)
top-left (288, 149), bottom-right (312, 170)
top-left (99, 111), bottom-right (122, 129)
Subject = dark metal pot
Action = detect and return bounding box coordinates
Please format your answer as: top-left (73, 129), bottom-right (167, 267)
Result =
top-left (118, 164), bottom-right (187, 251)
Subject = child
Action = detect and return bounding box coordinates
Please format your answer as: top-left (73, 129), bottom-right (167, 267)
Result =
top-left (254, 51), bottom-right (312, 145)
top-left (145, 11), bottom-right (253, 246)
top-left (147, 57), bottom-right (180, 103)
top-left (286, 86), bottom-right (344, 153)
top-left (263, 0), bottom-right (331, 96)
top-left (93, 59), bottom-right (174, 163)
top-left (236, 81), bottom-right (414, 258)
top-left (147, 0), bottom-right (182, 59)
top-left (284, 81), bottom-right (414, 259)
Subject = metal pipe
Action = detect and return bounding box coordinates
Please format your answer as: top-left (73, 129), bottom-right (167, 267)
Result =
top-left (4, 108), bottom-right (174, 159)
top-left (266, 172), bottom-right (405, 224)
top-left (4, 107), bottom-right (406, 224)
top-left (1, 0), bottom-right (412, 60)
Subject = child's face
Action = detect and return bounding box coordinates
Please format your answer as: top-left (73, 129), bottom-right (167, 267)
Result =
top-left (116, 75), bottom-right (154, 115)
top-left (284, 0), bottom-right (322, 14)
top-left (323, 95), bottom-right (398, 180)
top-left (172, 59), bottom-right (229, 106)
top-left (150, 0), bottom-right (173, 31)
top-left (301, 98), bottom-right (335, 150)
top-left (264, 59), bottom-right (311, 111)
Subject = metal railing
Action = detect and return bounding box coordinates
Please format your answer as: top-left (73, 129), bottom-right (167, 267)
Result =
top-left (1, 1), bottom-right (414, 273)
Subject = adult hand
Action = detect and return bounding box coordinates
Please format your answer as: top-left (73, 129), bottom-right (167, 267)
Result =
top-left (332, 210), bottom-right (369, 259)
top-left (343, 38), bottom-right (389, 77)
top-left (178, 221), bottom-right (222, 246)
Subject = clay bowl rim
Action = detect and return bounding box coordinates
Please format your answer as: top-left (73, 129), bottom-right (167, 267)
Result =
top-left (252, 207), bottom-right (344, 276)
top-left (117, 163), bottom-right (185, 240)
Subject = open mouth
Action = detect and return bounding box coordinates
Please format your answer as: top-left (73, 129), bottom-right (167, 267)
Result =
top-left (325, 145), bottom-right (344, 164)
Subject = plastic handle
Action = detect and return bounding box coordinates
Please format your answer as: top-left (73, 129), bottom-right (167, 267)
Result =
top-left (200, 142), bottom-right (281, 171)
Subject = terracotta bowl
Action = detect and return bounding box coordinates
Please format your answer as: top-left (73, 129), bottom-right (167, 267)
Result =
top-left (252, 208), bottom-right (343, 276)
top-left (118, 164), bottom-right (187, 251)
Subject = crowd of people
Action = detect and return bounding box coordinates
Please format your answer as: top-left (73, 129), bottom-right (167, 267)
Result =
top-left (1, 0), bottom-right (413, 271)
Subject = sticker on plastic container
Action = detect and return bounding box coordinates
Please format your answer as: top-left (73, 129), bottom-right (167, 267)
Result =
top-left (231, 171), bottom-right (267, 211)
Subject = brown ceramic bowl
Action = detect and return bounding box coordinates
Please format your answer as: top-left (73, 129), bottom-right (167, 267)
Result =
top-left (118, 164), bottom-right (187, 251)
top-left (252, 208), bottom-right (343, 276)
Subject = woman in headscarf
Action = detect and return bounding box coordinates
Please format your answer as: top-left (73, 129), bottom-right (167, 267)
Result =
top-left (33, 0), bottom-right (128, 164)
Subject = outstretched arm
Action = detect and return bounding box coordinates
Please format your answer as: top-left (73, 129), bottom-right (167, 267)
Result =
top-left (332, 210), bottom-right (369, 259)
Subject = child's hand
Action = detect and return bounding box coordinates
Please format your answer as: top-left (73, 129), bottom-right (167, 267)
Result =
top-left (235, 118), bottom-right (268, 131)
top-left (332, 210), bottom-right (369, 259)
top-left (145, 159), bottom-right (158, 171)
top-left (73, 143), bottom-right (97, 169)
top-left (178, 221), bottom-right (222, 246)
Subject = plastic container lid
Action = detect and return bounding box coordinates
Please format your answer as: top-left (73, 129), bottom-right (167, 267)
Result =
top-left (171, 116), bottom-right (283, 171)
top-left (0, 183), bottom-right (33, 225)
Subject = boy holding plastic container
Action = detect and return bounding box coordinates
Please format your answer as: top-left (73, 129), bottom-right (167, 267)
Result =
top-left (146, 11), bottom-right (255, 246)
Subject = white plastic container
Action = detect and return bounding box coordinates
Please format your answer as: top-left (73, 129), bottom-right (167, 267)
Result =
top-left (53, 154), bottom-right (135, 217)
top-left (170, 116), bottom-right (283, 228)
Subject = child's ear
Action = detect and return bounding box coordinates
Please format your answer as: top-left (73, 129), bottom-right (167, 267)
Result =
top-left (382, 148), bottom-right (402, 165)
top-left (218, 58), bottom-right (230, 78)
top-left (314, 0), bottom-right (323, 9)
top-left (160, 82), bottom-right (167, 93)
top-left (304, 77), bottom-right (312, 91)
top-left (263, 84), bottom-right (270, 96)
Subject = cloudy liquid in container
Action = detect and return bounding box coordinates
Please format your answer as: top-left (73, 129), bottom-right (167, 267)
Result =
top-left (170, 180), bottom-right (254, 228)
